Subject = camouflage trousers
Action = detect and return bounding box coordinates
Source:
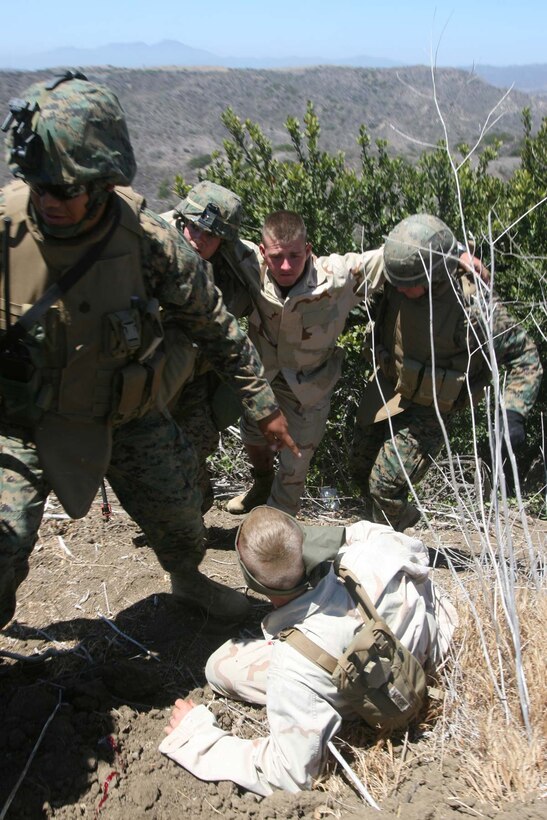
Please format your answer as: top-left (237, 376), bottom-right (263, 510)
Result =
top-left (171, 373), bottom-right (221, 501)
top-left (350, 402), bottom-right (450, 529)
top-left (0, 409), bottom-right (204, 629)
top-left (205, 636), bottom-right (271, 706)
top-left (241, 374), bottom-right (332, 515)
top-left (171, 372), bottom-right (243, 502)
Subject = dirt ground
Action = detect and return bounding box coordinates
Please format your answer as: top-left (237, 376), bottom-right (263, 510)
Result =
top-left (0, 487), bottom-right (545, 820)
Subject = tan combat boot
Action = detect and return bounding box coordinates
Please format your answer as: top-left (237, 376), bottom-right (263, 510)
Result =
top-left (170, 569), bottom-right (250, 623)
top-left (226, 469), bottom-right (275, 515)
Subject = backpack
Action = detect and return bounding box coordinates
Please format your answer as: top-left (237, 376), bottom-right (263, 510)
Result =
top-left (279, 561), bottom-right (427, 732)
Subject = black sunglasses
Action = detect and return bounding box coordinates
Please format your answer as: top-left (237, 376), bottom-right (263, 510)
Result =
top-left (29, 182), bottom-right (88, 200)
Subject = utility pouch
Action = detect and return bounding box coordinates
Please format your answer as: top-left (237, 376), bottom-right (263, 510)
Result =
top-left (0, 344), bottom-right (50, 424)
top-left (110, 348), bottom-right (165, 425)
top-left (280, 564), bottom-right (427, 733)
top-left (332, 619), bottom-right (426, 731)
top-left (412, 365), bottom-right (438, 406)
top-left (436, 369), bottom-right (466, 413)
top-left (394, 357), bottom-right (423, 400)
top-left (110, 361), bottom-right (148, 424)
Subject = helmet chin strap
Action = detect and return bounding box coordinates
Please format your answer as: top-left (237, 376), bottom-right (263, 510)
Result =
top-left (34, 185), bottom-right (112, 239)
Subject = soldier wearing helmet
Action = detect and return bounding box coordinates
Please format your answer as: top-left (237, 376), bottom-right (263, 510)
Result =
top-left (0, 71), bottom-right (298, 630)
top-left (161, 182), bottom-right (259, 511)
top-left (350, 213), bottom-right (542, 531)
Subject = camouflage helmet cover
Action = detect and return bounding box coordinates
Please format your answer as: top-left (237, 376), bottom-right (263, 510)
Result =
top-left (383, 214), bottom-right (459, 287)
top-left (176, 180), bottom-right (242, 241)
top-left (3, 71), bottom-right (136, 187)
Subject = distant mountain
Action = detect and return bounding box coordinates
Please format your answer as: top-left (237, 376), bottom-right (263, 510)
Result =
top-left (0, 39), bottom-right (398, 72)
top-left (4, 39), bottom-right (547, 94)
top-left (473, 64), bottom-right (547, 94)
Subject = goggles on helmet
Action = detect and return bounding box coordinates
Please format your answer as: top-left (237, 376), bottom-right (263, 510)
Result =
top-left (29, 181), bottom-right (88, 200)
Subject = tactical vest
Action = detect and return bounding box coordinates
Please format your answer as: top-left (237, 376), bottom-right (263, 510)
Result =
top-left (1, 181), bottom-right (165, 423)
top-left (374, 277), bottom-right (488, 413)
top-left (0, 181), bottom-right (165, 517)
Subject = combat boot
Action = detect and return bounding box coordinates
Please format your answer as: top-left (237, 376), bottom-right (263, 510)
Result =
top-left (170, 568), bottom-right (250, 623)
top-left (226, 469), bottom-right (275, 515)
top-left (393, 502), bottom-right (421, 532)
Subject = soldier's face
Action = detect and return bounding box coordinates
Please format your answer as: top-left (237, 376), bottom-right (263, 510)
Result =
top-left (260, 236), bottom-right (311, 289)
top-left (30, 186), bottom-right (90, 228)
top-left (184, 221), bottom-right (222, 260)
top-left (396, 285), bottom-right (427, 299)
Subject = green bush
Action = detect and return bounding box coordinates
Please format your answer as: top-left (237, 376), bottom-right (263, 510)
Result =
top-left (173, 103), bottom-right (546, 495)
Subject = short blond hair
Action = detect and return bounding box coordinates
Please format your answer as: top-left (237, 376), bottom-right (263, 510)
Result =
top-left (262, 211), bottom-right (307, 245)
top-left (238, 507), bottom-right (305, 590)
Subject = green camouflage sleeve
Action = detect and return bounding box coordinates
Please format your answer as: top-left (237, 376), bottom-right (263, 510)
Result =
top-left (139, 207), bottom-right (278, 421)
top-left (474, 296), bottom-right (543, 417)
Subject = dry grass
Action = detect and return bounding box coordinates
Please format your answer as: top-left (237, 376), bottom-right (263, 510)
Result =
top-left (447, 581), bottom-right (546, 805)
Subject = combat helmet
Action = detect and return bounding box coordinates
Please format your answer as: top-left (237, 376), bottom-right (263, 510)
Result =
top-left (383, 214), bottom-right (459, 288)
top-left (2, 70), bottom-right (136, 188)
top-left (176, 181), bottom-right (243, 241)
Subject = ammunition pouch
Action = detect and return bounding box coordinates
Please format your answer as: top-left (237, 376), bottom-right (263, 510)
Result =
top-left (111, 348), bottom-right (165, 426)
top-left (106, 298), bottom-right (166, 425)
top-left (394, 356), bottom-right (466, 414)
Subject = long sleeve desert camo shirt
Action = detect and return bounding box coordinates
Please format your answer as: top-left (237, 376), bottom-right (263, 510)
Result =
top-left (243, 242), bottom-right (386, 407)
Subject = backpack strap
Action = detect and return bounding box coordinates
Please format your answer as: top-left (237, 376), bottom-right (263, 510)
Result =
top-left (278, 627), bottom-right (337, 675)
top-left (333, 560), bottom-right (382, 625)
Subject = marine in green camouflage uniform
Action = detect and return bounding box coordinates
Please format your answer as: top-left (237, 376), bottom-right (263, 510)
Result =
top-left (0, 72), bottom-right (296, 629)
top-left (350, 215), bottom-right (543, 531)
top-left (161, 183), bottom-right (255, 511)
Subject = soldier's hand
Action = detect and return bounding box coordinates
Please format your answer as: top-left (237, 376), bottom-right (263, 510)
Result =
top-left (164, 698), bottom-right (197, 734)
top-left (258, 410), bottom-right (301, 457)
top-left (459, 251), bottom-right (490, 284)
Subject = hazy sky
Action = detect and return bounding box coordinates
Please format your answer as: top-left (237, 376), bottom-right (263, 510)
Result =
top-left (3, 0), bottom-right (545, 66)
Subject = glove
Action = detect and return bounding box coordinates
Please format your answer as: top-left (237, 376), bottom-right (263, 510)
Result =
top-left (505, 410), bottom-right (526, 450)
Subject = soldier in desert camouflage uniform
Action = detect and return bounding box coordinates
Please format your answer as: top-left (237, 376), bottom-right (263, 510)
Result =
top-left (161, 182), bottom-right (255, 511)
top-left (0, 71), bottom-right (297, 630)
top-left (159, 506), bottom-right (458, 795)
top-left (225, 210), bottom-right (386, 517)
top-left (350, 214), bottom-right (543, 531)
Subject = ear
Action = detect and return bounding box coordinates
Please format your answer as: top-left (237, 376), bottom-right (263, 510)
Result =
top-left (259, 242), bottom-right (266, 257)
top-left (305, 242), bottom-right (312, 258)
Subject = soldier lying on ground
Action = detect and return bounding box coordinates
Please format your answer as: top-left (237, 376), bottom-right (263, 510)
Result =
top-left (349, 214), bottom-right (543, 531)
top-left (160, 505), bottom-right (458, 795)
top-left (0, 71), bottom-right (298, 629)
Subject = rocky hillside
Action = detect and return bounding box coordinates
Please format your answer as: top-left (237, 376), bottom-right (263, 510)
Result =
top-left (1, 65), bottom-right (545, 211)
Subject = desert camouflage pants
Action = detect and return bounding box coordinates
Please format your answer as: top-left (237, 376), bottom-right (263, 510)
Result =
top-left (350, 403), bottom-right (449, 529)
top-left (241, 374), bottom-right (332, 515)
top-left (0, 410), bottom-right (204, 629)
top-left (205, 636), bottom-right (271, 705)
